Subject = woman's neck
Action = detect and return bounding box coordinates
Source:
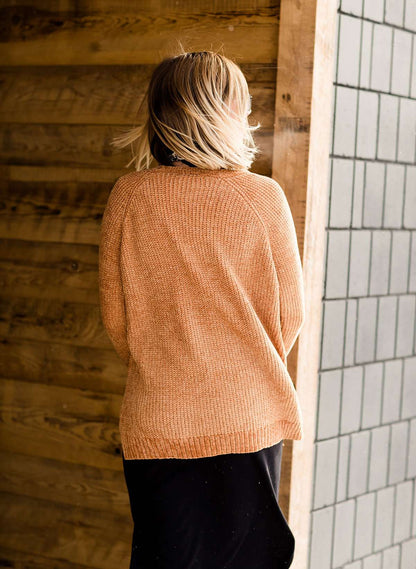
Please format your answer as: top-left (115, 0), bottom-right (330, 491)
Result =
top-left (171, 158), bottom-right (197, 168)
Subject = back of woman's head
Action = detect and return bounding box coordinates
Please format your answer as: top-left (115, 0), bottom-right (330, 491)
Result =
top-left (111, 49), bottom-right (261, 171)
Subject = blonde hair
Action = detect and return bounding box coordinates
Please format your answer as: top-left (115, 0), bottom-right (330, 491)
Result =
top-left (110, 48), bottom-right (262, 171)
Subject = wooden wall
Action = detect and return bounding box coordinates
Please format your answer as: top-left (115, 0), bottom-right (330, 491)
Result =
top-left (0, 1), bottom-right (287, 566)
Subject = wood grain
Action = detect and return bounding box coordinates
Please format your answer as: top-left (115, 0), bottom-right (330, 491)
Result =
top-left (0, 450), bottom-right (130, 514)
top-left (0, 492), bottom-right (131, 569)
top-left (0, 377), bottom-right (123, 469)
top-left (0, 64), bottom-right (277, 125)
top-left (0, 294), bottom-right (124, 355)
top-left (272, 0), bottom-right (338, 568)
top-left (1, 3), bottom-right (280, 66)
top-left (0, 124), bottom-right (273, 173)
top-left (0, 179), bottom-right (108, 244)
top-left (0, 1), bottom-right (313, 565)
top-left (0, 0), bottom-right (275, 11)
top-left (0, 336), bottom-right (127, 393)
top-left (0, 545), bottom-right (92, 569)
top-left (0, 164), bottom-right (122, 183)
top-left (0, 238), bottom-right (100, 302)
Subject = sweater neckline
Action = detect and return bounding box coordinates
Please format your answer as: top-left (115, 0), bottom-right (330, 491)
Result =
top-left (151, 164), bottom-right (248, 176)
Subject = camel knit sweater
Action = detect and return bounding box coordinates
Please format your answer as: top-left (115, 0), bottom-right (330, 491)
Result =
top-left (98, 163), bottom-right (306, 460)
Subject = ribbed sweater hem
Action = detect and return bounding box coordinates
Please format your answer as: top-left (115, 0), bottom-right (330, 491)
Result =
top-left (121, 419), bottom-right (303, 460)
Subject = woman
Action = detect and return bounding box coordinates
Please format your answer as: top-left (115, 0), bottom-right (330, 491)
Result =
top-left (99, 50), bottom-right (305, 569)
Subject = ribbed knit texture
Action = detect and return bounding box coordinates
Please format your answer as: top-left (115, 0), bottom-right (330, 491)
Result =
top-left (98, 163), bottom-right (306, 459)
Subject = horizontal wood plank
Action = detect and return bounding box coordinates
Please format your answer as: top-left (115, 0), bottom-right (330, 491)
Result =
top-left (0, 450), bottom-right (130, 515)
top-left (0, 545), bottom-right (91, 569)
top-left (1, 5), bottom-right (279, 66)
top-left (0, 178), bottom-right (109, 245)
top-left (0, 124), bottom-right (122, 170)
top-left (0, 377), bottom-right (124, 469)
top-left (0, 337), bottom-right (126, 394)
top-left (0, 238), bottom-right (99, 303)
top-left (0, 295), bottom-right (119, 351)
top-left (0, 165), bottom-right (123, 183)
top-left (0, 124), bottom-right (273, 175)
top-left (0, 2), bottom-right (306, 565)
top-left (0, 492), bottom-right (131, 569)
top-left (0, 0), bottom-right (275, 12)
top-left (0, 64), bottom-right (276, 125)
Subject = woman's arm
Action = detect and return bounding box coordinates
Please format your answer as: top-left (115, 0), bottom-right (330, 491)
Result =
top-left (98, 177), bottom-right (131, 366)
top-left (253, 178), bottom-right (306, 359)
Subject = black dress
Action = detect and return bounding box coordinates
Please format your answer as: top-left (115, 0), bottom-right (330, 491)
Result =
top-left (121, 440), bottom-right (295, 569)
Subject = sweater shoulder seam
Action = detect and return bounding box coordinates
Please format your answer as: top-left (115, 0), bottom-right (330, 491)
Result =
top-left (219, 174), bottom-right (274, 236)
top-left (118, 170), bottom-right (153, 226)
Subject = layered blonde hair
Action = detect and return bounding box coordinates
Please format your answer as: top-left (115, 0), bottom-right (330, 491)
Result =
top-left (111, 48), bottom-right (261, 171)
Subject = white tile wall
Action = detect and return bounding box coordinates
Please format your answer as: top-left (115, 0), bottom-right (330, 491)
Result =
top-left (354, 492), bottom-right (377, 558)
top-left (391, 30), bottom-right (413, 95)
top-left (390, 232), bottom-right (411, 293)
top-left (388, 421), bottom-right (410, 484)
top-left (374, 486), bottom-right (395, 550)
top-left (361, 363), bottom-right (384, 427)
top-left (371, 25), bottom-right (393, 91)
top-left (381, 360), bottom-right (403, 424)
top-left (401, 538), bottom-right (416, 569)
top-left (363, 0), bottom-right (384, 22)
top-left (326, 230), bottom-right (351, 297)
top-left (321, 300), bottom-right (347, 368)
top-left (404, 0), bottom-right (416, 32)
top-left (317, 370), bottom-right (343, 439)
top-left (363, 552), bottom-right (382, 569)
top-left (356, 91), bottom-right (379, 158)
top-left (330, 158), bottom-right (355, 227)
top-left (349, 230), bottom-right (371, 296)
top-left (309, 507), bottom-right (334, 569)
top-left (356, 297), bottom-right (378, 362)
top-left (396, 295), bottom-right (416, 356)
top-left (311, 2), bottom-right (416, 566)
top-left (314, 439), bottom-right (339, 508)
top-left (403, 166), bottom-right (416, 228)
top-left (334, 86), bottom-right (359, 156)
top-left (401, 357), bottom-right (416, 420)
top-left (338, 14), bottom-right (362, 86)
top-left (377, 94), bottom-right (399, 161)
top-left (385, 0), bottom-right (405, 27)
top-left (369, 230), bottom-right (391, 295)
top-left (363, 162), bottom-right (385, 227)
top-left (342, 0), bottom-right (363, 16)
top-left (341, 367), bottom-right (364, 433)
top-left (348, 430), bottom-right (371, 496)
top-left (393, 480), bottom-right (413, 543)
top-left (397, 98), bottom-right (416, 162)
top-left (384, 164), bottom-right (405, 228)
top-left (381, 545), bottom-right (400, 569)
top-left (333, 499), bottom-right (356, 566)
top-left (375, 296), bottom-right (397, 360)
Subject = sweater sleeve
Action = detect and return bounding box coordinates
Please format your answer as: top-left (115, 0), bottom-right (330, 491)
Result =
top-left (98, 177), bottom-right (131, 366)
top-left (254, 178), bottom-right (306, 359)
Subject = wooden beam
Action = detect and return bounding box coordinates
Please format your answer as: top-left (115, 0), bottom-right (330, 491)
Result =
top-left (272, 0), bottom-right (338, 567)
top-left (0, 492), bottom-right (131, 568)
top-left (0, 377), bottom-right (124, 470)
top-left (0, 124), bottom-right (274, 176)
top-left (0, 3), bottom-right (279, 66)
top-left (0, 64), bottom-right (277, 125)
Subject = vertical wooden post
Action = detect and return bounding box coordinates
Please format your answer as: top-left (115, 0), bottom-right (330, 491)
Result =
top-left (272, 0), bottom-right (338, 567)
